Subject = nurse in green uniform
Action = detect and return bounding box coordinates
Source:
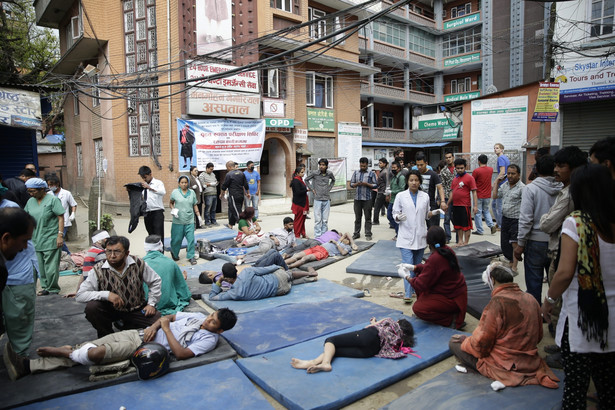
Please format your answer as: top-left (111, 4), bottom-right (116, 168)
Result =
top-left (170, 175), bottom-right (202, 265)
top-left (24, 178), bottom-right (65, 295)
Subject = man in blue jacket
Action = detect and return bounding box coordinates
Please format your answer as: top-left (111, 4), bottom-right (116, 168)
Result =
top-left (208, 263), bottom-right (317, 301)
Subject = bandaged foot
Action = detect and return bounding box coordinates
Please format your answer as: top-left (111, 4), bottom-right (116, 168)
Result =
top-left (69, 343), bottom-right (97, 365)
top-left (491, 381), bottom-right (506, 391)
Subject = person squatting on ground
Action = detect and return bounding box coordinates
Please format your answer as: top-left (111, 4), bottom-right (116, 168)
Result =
top-left (76, 236), bottom-right (162, 338)
top-left (3, 309), bottom-right (237, 381)
top-left (169, 175), bottom-right (202, 265)
top-left (449, 262), bottom-right (559, 389)
top-left (220, 160), bottom-right (249, 229)
top-left (290, 317), bottom-right (416, 374)
top-left (24, 178), bottom-right (65, 295)
top-left (398, 226), bottom-right (467, 328)
top-left (542, 164), bottom-right (615, 409)
top-left (305, 158), bottom-right (336, 238)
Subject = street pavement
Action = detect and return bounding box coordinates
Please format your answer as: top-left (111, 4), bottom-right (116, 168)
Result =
top-left (58, 197), bottom-right (555, 409)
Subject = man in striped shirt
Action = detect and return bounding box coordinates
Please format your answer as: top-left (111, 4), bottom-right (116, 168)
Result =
top-left (65, 230), bottom-right (109, 298)
top-left (350, 157), bottom-right (378, 241)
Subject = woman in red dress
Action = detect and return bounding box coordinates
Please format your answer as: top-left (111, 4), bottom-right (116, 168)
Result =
top-left (290, 166), bottom-right (309, 238)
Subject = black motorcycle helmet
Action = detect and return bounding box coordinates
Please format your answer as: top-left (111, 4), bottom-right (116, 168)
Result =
top-left (131, 342), bottom-right (170, 380)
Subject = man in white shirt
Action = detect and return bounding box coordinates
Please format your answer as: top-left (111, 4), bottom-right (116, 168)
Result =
top-left (76, 236), bottom-right (162, 338)
top-left (46, 175), bottom-right (77, 254)
top-left (138, 166), bottom-right (166, 241)
top-left (4, 309), bottom-right (237, 380)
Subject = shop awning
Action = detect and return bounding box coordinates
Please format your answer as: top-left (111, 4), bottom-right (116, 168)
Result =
top-left (363, 142), bottom-right (451, 148)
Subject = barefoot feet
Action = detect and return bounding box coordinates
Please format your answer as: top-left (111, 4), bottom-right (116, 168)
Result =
top-left (307, 363), bottom-right (332, 374)
top-left (291, 358), bottom-right (315, 369)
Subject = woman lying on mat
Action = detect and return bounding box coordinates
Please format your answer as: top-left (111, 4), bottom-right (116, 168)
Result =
top-left (290, 317), bottom-right (416, 374)
top-left (397, 226), bottom-right (467, 329)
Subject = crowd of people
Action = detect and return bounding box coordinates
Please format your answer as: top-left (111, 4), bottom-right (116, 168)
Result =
top-left (1, 136), bottom-right (614, 409)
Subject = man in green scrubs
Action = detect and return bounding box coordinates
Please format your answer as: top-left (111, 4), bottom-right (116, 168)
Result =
top-left (24, 178), bottom-right (65, 295)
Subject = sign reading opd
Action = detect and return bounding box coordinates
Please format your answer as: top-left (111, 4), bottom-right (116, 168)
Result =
top-left (265, 118), bottom-right (294, 128)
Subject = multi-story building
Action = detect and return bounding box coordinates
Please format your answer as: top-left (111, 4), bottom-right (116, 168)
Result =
top-left (359, 0), bottom-right (550, 165)
top-left (551, 0), bottom-right (615, 152)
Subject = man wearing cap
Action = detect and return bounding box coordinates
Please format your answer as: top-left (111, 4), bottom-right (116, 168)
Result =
top-left (142, 235), bottom-right (191, 315)
top-left (65, 230), bottom-right (110, 298)
top-left (24, 178), bottom-right (65, 295)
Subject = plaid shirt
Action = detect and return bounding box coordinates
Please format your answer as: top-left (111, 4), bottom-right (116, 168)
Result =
top-left (350, 169), bottom-right (377, 201)
top-left (497, 181), bottom-right (525, 219)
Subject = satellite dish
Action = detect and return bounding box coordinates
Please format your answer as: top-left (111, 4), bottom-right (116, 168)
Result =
top-left (485, 84), bottom-right (498, 94)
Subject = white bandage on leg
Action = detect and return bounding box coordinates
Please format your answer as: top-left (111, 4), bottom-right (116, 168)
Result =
top-left (69, 343), bottom-right (97, 365)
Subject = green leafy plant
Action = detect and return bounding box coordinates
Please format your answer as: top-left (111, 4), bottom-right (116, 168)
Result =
top-left (88, 214), bottom-right (114, 231)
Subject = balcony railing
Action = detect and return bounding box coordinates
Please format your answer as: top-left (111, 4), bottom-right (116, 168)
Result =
top-left (362, 126), bottom-right (411, 143)
top-left (373, 41), bottom-right (406, 60)
top-left (361, 81), bottom-right (437, 105)
top-left (373, 83), bottom-right (406, 100)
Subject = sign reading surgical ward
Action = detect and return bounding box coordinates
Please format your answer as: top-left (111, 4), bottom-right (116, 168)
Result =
top-left (0, 87), bottom-right (41, 129)
top-left (177, 118), bottom-right (265, 171)
top-left (186, 61), bottom-right (259, 93)
top-left (443, 12), bottom-right (480, 30)
top-left (186, 88), bottom-right (261, 119)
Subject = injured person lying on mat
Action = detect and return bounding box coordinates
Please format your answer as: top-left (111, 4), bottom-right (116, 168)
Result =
top-left (208, 263), bottom-right (318, 301)
top-left (3, 310), bottom-right (237, 381)
top-left (284, 232), bottom-right (358, 269)
top-left (448, 262), bottom-right (559, 389)
top-left (291, 317), bottom-right (416, 374)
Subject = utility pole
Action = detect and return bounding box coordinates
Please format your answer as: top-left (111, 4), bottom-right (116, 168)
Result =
top-left (538, 2), bottom-right (557, 149)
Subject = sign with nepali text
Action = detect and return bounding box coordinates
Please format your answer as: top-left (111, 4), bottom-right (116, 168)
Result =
top-left (186, 61), bottom-right (259, 93)
top-left (531, 82), bottom-right (560, 122)
top-left (307, 108), bottom-right (334, 132)
top-left (186, 88), bottom-right (260, 118)
top-left (0, 87), bottom-right (41, 129)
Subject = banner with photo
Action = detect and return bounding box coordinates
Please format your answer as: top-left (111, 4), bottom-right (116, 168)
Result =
top-left (196, 0), bottom-right (232, 55)
top-left (0, 87), bottom-right (41, 129)
top-left (177, 118), bottom-right (265, 172)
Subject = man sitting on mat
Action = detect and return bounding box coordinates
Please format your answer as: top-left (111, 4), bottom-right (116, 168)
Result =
top-left (4, 309), bottom-right (237, 381)
top-left (283, 233), bottom-right (357, 269)
top-left (208, 262), bottom-right (317, 301)
top-left (448, 262), bottom-right (559, 389)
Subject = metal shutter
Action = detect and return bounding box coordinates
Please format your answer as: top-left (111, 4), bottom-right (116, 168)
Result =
top-left (0, 127), bottom-right (37, 179)
top-left (562, 100), bottom-right (615, 152)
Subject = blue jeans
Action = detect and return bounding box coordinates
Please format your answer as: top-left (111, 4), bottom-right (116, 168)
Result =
top-left (400, 248), bottom-right (425, 298)
top-left (492, 197), bottom-right (503, 227)
top-left (253, 249), bottom-right (288, 270)
top-left (244, 194), bottom-right (259, 219)
top-left (523, 240), bottom-right (550, 304)
top-left (387, 203), bottom-right (399, 234)
top-left (204, 195), bottom-right (217, 224)
top-left (61, 226), bottom-right (70, 254)
top-left (313, 200), bottom-right (331, 238)
top-left (474, 198), bottom-right (494, 234)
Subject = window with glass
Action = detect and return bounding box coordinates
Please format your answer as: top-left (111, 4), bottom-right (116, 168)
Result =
top-left (442, 27), bottom-right (481, 57)
top-left (306, 72), bottom-right (333, 108)
top-left (450, 77), bottom-right (472, 93)
top-left (382, 112), bottom-right (394, 128)
top-left (408, 27), bottom-right (436, 57)
top-left (73, 92), bottom-right (80, 115)
top-left (372, 18), bottom-right (406, 47)
top-left (450, 3), bottom-right (471, 18)
top-left (262, 68), bottom-right (287, 98)
top-left (381, 73), bottom-right (394, 86)
top-left (76, 143), bottom-right (83, 177)
top-left (591, 0), bottom-right (614, 37)
top-left (308, 7), bottom-right (344, 44)
top-left (274, 0), bottom-right (292, 12)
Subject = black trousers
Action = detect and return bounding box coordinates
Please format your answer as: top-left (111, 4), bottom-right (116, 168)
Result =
top-left (353, 199), bottom-right (373, 236)
top-left (84, 300), bottom-right (161, 338)
top-left (324, 327), bottom-right (380, 358)
top-left (144, 209), bottom-right (165, 240)
top-left (373, 193), bottom-right (387, 223)
top-left (228, 195), bottom-right (244, 226)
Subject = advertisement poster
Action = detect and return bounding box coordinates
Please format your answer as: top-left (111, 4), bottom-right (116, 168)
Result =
top-left (327, 158), bottom-right (348, 192)
top-left (554, 57), bottom-right (615, 103)
top-left (337, 122), bottom-right (363, 178)
top-left (0, 87), bottom-right (41, 129)
top-left (531, 82), bottom-right (560, 122)
top-left (470, 96), bottom-right (528, 152)
top-left (196, 0), bottom-right (232, 55)
top-left (177, 118), bottom-right (265, 171)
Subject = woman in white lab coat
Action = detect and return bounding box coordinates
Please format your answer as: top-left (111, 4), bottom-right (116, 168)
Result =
top-left (393, 169), bottom-right (442, 302)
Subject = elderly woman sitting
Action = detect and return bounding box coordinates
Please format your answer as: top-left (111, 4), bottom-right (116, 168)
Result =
top-left (448, 262), bottom-right (559, 389)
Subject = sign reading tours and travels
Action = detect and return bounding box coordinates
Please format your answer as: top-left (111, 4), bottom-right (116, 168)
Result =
top-left (186, 88), bottom-right (261, 119)
top-left (186, 61), bottom-right (259, 93)
top-left (443, 12), bottom-right (481, 30)
top-left (307, 108), bottom-right (334, 132)
top-left (418, 118), bottom-right (459, 139)
top-left (177, 118), bottom-right (265, 171)
top-left (470, 96), bottom-right (528, 152)
top-left (532, 82), bottom-right (560, 122)
top-left (444, 52), bottom-right (481, 68)
top-left (554, 57), bottom-right (615, 103)
top-left (0, 87), bottom-right (41, 129)
top-left (337, 122), bottom-right (363, 178)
